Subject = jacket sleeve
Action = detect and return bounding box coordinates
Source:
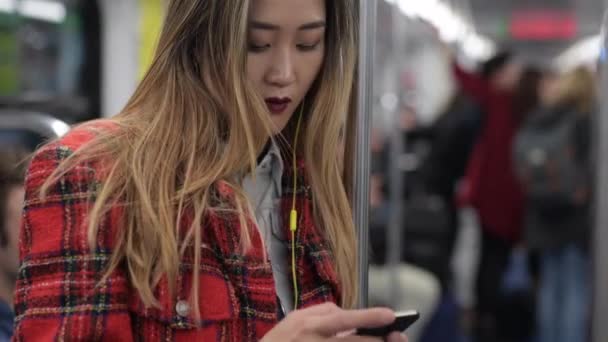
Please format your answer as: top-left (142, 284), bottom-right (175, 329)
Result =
top-left (452, 61), bottom-right (490, 106)
top-left (12, 142), bottom-right (134, 341)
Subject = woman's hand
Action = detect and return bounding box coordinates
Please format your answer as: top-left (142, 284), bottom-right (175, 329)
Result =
top-left (261, 303), bottom-right (408, 341)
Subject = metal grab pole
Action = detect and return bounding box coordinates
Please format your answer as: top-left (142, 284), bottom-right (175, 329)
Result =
top-left (593, 8), bottom-right (608, 342)
top-left (387, 3), bottom-right (407, 305)
top-left (355, 0), bottom-right (377, 309)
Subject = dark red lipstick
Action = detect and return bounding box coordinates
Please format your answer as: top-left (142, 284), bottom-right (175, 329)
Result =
top-left (265, 97), bottom-right (292, 114)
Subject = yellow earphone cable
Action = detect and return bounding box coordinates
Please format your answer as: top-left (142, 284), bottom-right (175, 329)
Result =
top-left (290, 102), bottom-right (304, 310)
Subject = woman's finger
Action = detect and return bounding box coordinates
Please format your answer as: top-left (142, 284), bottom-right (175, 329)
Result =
top-left (386, 331), bottom-right (408, 342)
top-left (329, 335), bottom-right (382, 342)
top-left (291, 302), bottom-right (341, 319)
top-left (314, 308), bottom-right (395, 337)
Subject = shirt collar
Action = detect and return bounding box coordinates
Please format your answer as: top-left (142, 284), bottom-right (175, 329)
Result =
top-left (259, 138), bottom-right (284, 192)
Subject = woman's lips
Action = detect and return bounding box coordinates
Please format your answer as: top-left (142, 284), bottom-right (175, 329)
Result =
top-left (265, 97), bottom-right (292, 114)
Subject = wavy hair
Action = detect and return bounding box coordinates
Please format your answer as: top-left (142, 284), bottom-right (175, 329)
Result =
top-left (40, 0), bottom-right (359, 315)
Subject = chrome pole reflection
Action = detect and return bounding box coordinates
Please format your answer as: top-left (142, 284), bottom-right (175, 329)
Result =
top-left (593, 8), bottom-right (608, 342)
top-left (386, 4), bottom-right (407, 303)
top-left (355, 0), bottom-right (377, 308)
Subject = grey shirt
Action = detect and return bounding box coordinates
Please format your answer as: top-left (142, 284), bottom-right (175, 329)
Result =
top-left (242, 140), bottom-right (294, 314)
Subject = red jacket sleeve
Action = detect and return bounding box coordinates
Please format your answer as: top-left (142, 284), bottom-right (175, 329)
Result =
top-left (12, 142), bottom-right (134, 341)
top-left (453, 62), bottom-right (490, 106)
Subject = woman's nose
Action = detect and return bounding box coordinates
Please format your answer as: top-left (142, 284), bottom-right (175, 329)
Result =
top-left (265, 48), bottom-right (296, 87)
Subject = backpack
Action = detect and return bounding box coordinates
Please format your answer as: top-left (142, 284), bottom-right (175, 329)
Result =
top-left (513, 108), bottom-right (589, 222)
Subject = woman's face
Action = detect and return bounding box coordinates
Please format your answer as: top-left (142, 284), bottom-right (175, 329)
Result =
top-left (539, 73), bottom-right (560, 107)
top-left (247, 0), bottom-right (326, 134)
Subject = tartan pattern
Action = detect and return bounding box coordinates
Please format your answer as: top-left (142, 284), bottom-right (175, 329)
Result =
top-left (13, 125), bottom-right (340, 341)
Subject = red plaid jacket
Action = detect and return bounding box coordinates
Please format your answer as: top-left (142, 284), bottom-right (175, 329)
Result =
top-left (13, 124), bottom-right (341, 341)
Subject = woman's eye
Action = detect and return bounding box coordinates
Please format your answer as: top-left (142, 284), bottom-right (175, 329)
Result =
top-left (248, 43), bottom-right (270, 53)
top-left (297, 42), bottom-right (320, 51)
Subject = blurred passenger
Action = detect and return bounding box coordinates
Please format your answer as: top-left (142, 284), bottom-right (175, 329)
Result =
top-left (453, 51), bottom-right (525, 342)
top-left (369, 128), bottom-right (440, 342)
top-left (377, 96), bottom-right (479, 292)
top-left (0, 148), bottom-right (27, 341)
top-left (368, 86), bottom-right (482, 339)
top-left (512, 67), bottom-right (545, 280)
top-left (406, 94), bottom-right (483, 341)
top-left (514, 66), bottom-right (595, 342)
top-left (513, 67), bottom-right (543, 124)
top-left (493, 66), bottom-right (545, 342)
top-left (12, 1), bottom-right (406, 341)
top-left (415, 92), bottom-right (483, 279)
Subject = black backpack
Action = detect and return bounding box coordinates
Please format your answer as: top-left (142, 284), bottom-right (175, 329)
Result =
top-left (513, 107), bottom-right (590, 221)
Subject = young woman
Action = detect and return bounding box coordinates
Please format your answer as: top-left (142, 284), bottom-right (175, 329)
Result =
top-left (514, 67), bottom-right (595, 342)
top-left (12, 1), bottom-right (407, 341)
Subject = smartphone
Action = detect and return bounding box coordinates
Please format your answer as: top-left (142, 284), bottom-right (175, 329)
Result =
top-left (356, 310), bottom-right (420, 337)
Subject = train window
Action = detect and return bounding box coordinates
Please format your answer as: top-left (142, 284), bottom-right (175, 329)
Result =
top-left (0, 0), bottom-right (100, 122)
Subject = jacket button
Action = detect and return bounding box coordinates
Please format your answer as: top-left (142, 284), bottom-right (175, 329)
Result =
top-left (176, 300), bottom-right (190, 317)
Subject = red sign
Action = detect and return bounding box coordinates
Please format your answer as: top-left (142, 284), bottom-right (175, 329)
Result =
top-left (510, 9), bottom-right (577, 40)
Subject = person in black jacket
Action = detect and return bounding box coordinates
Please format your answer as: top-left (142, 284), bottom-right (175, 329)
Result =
top-left (370, 93), bottom-right (482, 288)
top-left (513, 66), bottom-right (594, 342)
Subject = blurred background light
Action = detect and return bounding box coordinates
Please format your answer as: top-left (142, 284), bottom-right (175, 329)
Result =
top-left (0, 0), bottom-right (66, 23)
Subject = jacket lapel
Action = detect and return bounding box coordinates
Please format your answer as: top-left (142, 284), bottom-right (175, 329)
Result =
top-left (208, 162), bottom-right (341, 325)
top-left (280, 160), bottom-right (341, 308)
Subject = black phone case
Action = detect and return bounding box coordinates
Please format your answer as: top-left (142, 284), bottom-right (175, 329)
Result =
top-left (356, 312), bottom-right (420, 337)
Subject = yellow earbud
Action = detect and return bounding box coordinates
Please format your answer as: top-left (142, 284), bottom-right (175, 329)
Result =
top-left (290, 100), bottom-right (304, 310)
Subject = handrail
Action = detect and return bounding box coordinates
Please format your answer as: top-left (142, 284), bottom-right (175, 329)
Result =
top-left (355, 0), bottom-right (377, 309)
top-left (592, 7), bottom-right (608, 342)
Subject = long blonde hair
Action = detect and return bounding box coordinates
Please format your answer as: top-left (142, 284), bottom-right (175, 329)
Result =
top-left (554, 66), bottom-right (596, 113)
top-left (41, 0), bottom-right (359, 312)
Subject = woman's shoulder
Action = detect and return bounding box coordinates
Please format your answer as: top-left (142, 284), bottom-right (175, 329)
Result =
top-left (32, 118), bottom-right (118, 165)
top-left (42, 119), bottom-right (118, 154)
top-left (26, 119), bottom-right (119, 196)
top-left (15, 120), bottom-right (133, 340)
